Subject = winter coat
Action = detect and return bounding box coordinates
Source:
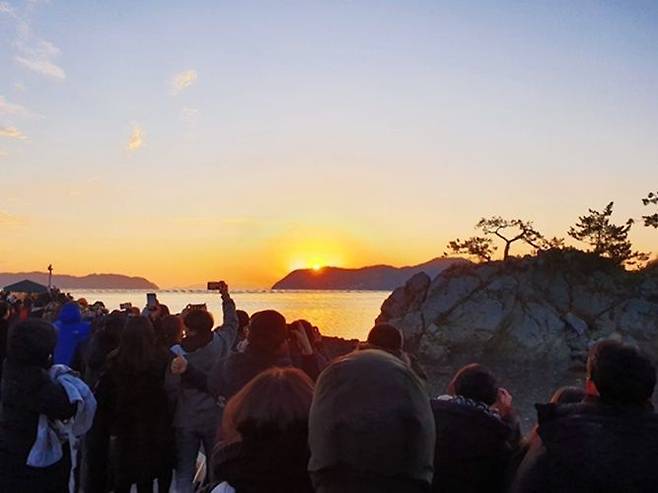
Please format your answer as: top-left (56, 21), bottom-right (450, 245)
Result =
top-left (94, 349), bottom-right (175, 486)
top-left (512, 397), bottom-right (658, 493)
top-left (208, 349), bottom-right (321, 402)
top-left (210, 423), bottom-right (313, 493)
top-left (431, 395), bottom-right (521, 493)
top-left (0, 320), bottom-right (77, 492)
top-left (309, 349), bottom-right (435, 493)
top-left (169, 296), bottom-right (239, 432)
top-left (53, 303), bottom-right (91, 367)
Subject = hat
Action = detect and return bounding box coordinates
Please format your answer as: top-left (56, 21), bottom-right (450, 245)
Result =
top-left (309, 349), bottom-right (435, 484)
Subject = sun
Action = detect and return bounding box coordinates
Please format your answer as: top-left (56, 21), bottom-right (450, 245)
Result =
top-left (312, 264), bottom-right (322, 271)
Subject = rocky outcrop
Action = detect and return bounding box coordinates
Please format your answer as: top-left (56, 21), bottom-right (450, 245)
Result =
top-left (377, 250), bottom-right (658, 422)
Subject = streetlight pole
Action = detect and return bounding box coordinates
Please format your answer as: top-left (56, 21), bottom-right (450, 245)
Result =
top-left (48, 264), bottom-right (53, 291)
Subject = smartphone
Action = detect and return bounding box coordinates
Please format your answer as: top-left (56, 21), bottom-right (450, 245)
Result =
top-left (120, 302), bottom-right (132, 310)
top-left (187, 303), bottom-right (207, 311)
top-left (207, 281), bottom-right (224, 291)
top-left (146, 293), bottom-right (157, 309)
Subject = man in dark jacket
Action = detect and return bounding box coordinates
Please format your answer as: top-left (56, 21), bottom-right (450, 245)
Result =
top-left (208, 310), bottom-right (321, 402)
top-left (431, 364), bottom-right (521, 493)
top-left (512, 340), bottom-right (658, 493)
top-left (0, 319), bottom-right (77, 492)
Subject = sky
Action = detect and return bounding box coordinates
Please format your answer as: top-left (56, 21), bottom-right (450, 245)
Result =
top-left (1, 0), bottom-right (657, 288)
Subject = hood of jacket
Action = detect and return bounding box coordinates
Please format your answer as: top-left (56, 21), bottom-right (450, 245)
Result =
top-left (57, 302), bottom-right (82, 324)
top-left (308, 349), bottom-right (435, 484)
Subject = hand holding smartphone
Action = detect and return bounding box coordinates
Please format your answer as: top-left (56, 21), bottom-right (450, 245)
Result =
top-left (146, 293), bottom-right (158, 309)
top-left (207, 281), bottom-right (228, 296)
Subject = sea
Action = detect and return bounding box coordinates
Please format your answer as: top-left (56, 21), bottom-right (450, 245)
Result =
top-left (67, 289), bottom-right (391, 341)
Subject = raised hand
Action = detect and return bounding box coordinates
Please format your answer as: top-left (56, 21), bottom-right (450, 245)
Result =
top-left (170, 355), bottom-right (188, 375)
top-left (290, 322), bottom-right (313, 355)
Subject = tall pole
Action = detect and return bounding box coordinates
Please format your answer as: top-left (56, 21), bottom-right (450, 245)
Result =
top-left (48, 264), bottom-right (53, 291)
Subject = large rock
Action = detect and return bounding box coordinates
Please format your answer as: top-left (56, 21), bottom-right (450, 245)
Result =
top-left (377, 249), bottom-right (658, 425)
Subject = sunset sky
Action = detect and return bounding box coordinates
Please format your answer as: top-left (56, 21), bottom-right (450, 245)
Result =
top-left (1, 1), bottom-right (657, 288)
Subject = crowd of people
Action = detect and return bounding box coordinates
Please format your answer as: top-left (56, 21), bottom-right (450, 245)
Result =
top-left (1, 283), bottom-right (658, 492)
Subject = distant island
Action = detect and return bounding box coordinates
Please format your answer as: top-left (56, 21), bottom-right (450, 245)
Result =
top-left (272, 257), bottom-right (468, 290)
top-left (0, 272), bottom-right (159, 290)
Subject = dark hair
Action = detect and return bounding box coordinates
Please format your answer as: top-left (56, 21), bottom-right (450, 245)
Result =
top-left (184, 309), bottom-right (214, 334)
top-left (247, 310), bottom-right (287, 354)
top-left (222, 367), bottom-right (314, 443)
top-left (448, 363), bottom-right (498, 405)
top-left (549, 386), bottom-right (586, 405)
top-left (116, 316), bottom-right (157, 374)
top-left (587, 340), bottom-right (656, 406)
top-left (367, 324), bottom-right (403, 352)
top-left (7, 319), bottom-right (57, 368)
top-left (237, 310), bottom-right (250, 330)
top-left (159, 315), bottom-right (184, 348)
top-left (104, 312), bottom-right (126, 348)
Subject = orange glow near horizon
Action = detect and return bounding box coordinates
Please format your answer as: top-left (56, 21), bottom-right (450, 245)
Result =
top-left (2, 2), bottom-right (658, 290)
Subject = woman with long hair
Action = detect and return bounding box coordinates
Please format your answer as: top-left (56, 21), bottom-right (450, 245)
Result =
top-left (95, 316), bottom-right (175, 493)
top-left (210, 367), bottom-right (315, 493)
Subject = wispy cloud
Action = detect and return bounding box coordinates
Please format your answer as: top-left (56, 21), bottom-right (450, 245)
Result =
top-left (0, 95), bottom-right (39, 118)
top-left (0, 149), bottom-right (7, 158)
top-left (0, 210), bottom-right (26, 226)
top-left (0, 2), bottom-right (15, 15)
top-left (5, 2), bottom-right (66, 80)
top-left (171, 69), bottom-right (198, 94)
top-left (0, 126), bottom-right (27, 139)
top-left (127, 124), bottom-right (143, 151)
top-left (15, 38), bottom-right (66, 79)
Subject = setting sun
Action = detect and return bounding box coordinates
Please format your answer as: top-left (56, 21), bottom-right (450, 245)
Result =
top-left (312, 264), bottom-right (322, 271)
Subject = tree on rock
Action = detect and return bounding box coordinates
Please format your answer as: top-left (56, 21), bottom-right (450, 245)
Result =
top-left (642, 191), bottom-right (658, 228)
top-left (568, 202), bottom-right (648, 267)
top-left (446, 236), bottom-right (496, 262)
top-left (476, 217), bottom-right (545, 260)
top-left (447, 217), bottom-right (546, 261)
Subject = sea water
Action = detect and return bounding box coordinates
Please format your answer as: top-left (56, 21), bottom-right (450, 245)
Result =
top-left (67, 289), bottom-right (391, 341)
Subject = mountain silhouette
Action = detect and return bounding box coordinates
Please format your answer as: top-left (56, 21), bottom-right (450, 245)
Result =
top-left (272, 257), bottom-right (467, 290)
top-left (0, 272), bottom-right (158, 290)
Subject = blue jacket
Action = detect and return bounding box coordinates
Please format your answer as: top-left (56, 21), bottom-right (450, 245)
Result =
top-left (53, 303), bottom-right (91, 366)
